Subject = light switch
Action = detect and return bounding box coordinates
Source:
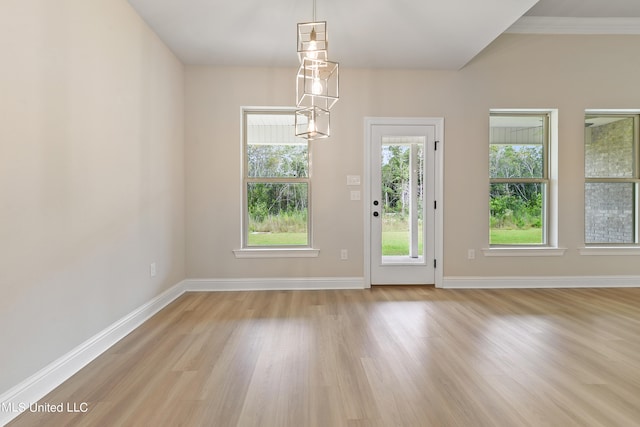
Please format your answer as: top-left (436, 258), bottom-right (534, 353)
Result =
top-left (347, 175), bottom-right (361, 186)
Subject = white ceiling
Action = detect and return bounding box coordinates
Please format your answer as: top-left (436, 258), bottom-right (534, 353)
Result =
top-left (127, 0), bottom-right (640, 70)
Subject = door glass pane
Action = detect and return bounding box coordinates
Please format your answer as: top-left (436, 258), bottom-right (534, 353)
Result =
top-left (247, 183), bottom-right (308, 246)
top-left (380, 136), bottom-right (424, 263)
top-left (585, 116), bottom-right (634, 179)
top-left (585, 182), bottom-right (634, 244)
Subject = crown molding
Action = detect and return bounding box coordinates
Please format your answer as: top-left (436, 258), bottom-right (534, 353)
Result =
top-left (507, 16), bottom-right (640, 35)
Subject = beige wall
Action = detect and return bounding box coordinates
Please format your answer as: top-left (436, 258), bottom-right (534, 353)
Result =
top-left (185, 34), bottom-right (640, 280)
top-left (0, 0), bottom-right (184, 393)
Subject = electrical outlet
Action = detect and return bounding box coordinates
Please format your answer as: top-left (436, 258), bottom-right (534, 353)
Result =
top-left (150, 262), bottom-right (157, 277)
top-left (467, 249), bottom-right (475, 260)
top-left (340, 249), bottom-right (348, 260)
top-left (350, 190), bottom-right (361, 201)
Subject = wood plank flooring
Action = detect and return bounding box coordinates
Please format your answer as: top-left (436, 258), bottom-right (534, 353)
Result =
top-left (7, 287), bottom-right (640, 426)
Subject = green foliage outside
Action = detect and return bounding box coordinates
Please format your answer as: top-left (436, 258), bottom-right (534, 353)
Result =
top-left (246, 128), bottom-right (547, 247)
top-left (379, 144), bottom-right (425, 255)
top-left (490, 189), bottom-right (542, 229)
top-left (250, 214), bottom-right (542, 250)
top-left (490, 142), bottom-right (544, 244)
top-left (248, 231), bottom-right (307, 246)
top-left (248, 184), bottom-right (307, 227)
top-left (381, 144), bottom-right (423, 217)
top-left (382, 230), bottom-right (423, 255)
top-left (247, 141), bottom-right (428, 252)
top-left (250, 228), bottom-right (421, 254)
top-left (490, 228), bottom-right (542, 245)
top-left (248, 210), bottom-right (307, 233)
top-left (247, 190), bottom-right (308, 245)
top-left (248, 144), bottom-right (308, 178)
top-left (247, 140), bottom-right (309, 246)
top-left (380, 208), bottom-right (423, 255)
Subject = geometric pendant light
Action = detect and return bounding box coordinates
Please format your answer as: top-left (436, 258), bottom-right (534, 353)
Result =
top-left (294, 0), bottom-right (339, 140)
top-left (295, 105), bottom-right (330, 140)
top-left (296, 57), bottom-right (339, 110)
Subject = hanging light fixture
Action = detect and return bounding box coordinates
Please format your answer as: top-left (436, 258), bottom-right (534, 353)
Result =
top-left (295, 105), bottom-right (330, 140)
top-left (296, 57), bottom-right (339, 110)
top-left (295, 0), bottom-right (339, 140)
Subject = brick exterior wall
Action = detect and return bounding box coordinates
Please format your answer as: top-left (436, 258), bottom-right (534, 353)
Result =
top-left (585, 118), bottom-right (635, 243)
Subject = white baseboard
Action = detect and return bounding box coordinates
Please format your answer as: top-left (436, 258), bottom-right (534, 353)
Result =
top-left (443, 275), bottom-right (640, 289)
top-left (184, 277), bottom-right (365, 291)
top-left (0, 280), bottom-right (187, 426)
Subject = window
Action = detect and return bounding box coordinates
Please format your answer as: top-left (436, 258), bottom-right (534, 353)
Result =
top-left (242, 109), bottom-right (311, 248)
top-left (489, 112), bottom-right (550, 246)
top-left (584, 113), bottom-right (639, 245)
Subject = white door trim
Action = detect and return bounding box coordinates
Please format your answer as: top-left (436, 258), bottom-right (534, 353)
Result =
top-left (364, 117), bottom-right (444, 288)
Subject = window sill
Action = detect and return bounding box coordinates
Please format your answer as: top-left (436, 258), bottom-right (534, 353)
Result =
top-left (578, 247), bottom-right (640, 256)
top-left (233, 248), bottom-right (320, 259)
top-left (482, 247), bottom-right (567, 257)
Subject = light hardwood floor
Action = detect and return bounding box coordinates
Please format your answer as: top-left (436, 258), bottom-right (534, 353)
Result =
top-left (8, 287), bottom-right (640, 426)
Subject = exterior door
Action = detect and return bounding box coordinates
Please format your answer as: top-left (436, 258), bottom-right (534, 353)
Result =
top-left (367, 120), bottom-right (439, 285)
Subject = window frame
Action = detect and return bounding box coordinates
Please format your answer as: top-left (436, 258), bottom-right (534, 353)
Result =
top-left (240, 107), bottom-right (314, 252)
top-left (489, 111), bottom-right (551, 247)
top-left (584, 111), bottom-right (640, 246)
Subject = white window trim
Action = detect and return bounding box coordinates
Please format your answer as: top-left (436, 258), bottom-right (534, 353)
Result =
top-left (578, 247), bottom-right (640, 256)
top-left (233, 248), bottom-right (320, 258)
top-left (487, 109), bottom-right (561, 253)
top-left (482, 247), bottom-right (567, 257)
